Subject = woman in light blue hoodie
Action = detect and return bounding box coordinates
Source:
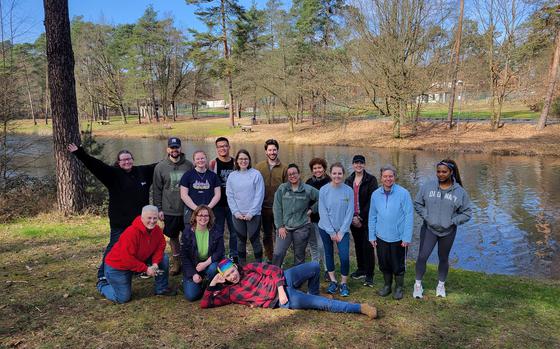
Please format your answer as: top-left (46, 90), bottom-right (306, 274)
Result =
top-left (368, 165), bottom-right (414, 300)
top-left (413, 159), bottom-right (472, 299)
top-left (318, 162), bottom-right (354, 297)
top-left (226, 149), bottom-right (265, 265)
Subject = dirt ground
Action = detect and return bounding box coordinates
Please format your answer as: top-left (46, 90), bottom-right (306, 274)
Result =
top-left (227, 120), bottom-right (560, 156)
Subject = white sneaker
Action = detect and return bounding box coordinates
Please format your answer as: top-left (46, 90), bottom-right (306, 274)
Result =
top-left (413, 283), bottom-right (423, 299)
top-left (436, 284), bottom-right (446, 297)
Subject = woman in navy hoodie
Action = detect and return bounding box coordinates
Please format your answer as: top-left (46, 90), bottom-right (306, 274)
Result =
top-left (181, 205), bottom-right (225, 301)
top-left (413, 159), bottom-right (472, 299)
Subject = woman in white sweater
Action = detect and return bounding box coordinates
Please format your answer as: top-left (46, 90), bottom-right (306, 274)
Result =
top-left (226, 149), bottom-right (265, 265)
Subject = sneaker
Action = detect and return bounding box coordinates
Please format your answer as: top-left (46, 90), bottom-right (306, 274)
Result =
top-left (413, 283), bottom-right (424, 299)
top-left (360, 303), bottom-right (378, 319)
top-left (436, 284), bottom-right (446, 298)
top-left (327, 281), bottom-right (338, 294)
top-left (339, 283), bottom-right (350, 297)
top-left (156, 287), bottom-right (177, 297)
top-left (350, 270), bottom-right (366, 280)
top-left (363, 276), bottom-right (374, 288)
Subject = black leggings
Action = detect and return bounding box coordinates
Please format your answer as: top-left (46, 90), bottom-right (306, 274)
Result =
top-left (415, 223), bottom-right (457, 282)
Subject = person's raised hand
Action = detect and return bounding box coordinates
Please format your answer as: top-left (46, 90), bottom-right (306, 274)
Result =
top-left (67, 143), bottom-right (78, 153)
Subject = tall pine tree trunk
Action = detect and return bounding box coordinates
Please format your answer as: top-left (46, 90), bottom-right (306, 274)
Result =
top-left (44, 0), bottom-right (85, 214)
top-left (537, 28), bottom-right (560, 130)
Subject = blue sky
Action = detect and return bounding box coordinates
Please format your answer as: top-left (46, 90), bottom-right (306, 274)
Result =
top-left (11, 0), bottom-right (275, 43)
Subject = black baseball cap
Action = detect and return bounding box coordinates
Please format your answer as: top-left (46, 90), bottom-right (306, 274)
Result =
top-left (352, 155), bottom-right (366, 163)
top-left (168, 137), bottom-right (181, 148)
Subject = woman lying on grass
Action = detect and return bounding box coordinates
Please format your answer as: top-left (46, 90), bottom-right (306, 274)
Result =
top-left (200, 259), bottom-right (378, 319)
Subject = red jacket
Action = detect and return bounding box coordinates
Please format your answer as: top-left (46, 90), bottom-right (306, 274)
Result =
top-left (200, 263), bottom-right (285, 309)
top-left (105, 216), bottom-right (166, 272)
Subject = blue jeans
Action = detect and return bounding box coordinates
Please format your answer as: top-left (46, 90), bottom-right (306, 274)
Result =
top-left (279, 262), bottom-right (361, 313)
top-left (182, 262), bottom-right (219, 302)
top-left (213, 206), bottom-right (238, 258)
top-left (319, 229), bottom-right (350, 276)
top-left (97, 254), bottom-right (170, 304)
top-left (97, 227), bottom-right (125, 280)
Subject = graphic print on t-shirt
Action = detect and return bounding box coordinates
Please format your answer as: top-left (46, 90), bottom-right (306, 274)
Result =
top-left (169, 170), bottom-right (186, 191)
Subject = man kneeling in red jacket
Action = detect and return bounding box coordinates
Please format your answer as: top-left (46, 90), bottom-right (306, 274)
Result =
top-left (200, 259), bottom-right (377, 319)
top-left (97, 205), bottom-right (176, 303)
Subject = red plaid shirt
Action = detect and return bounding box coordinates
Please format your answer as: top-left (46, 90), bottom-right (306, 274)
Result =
top-left (200, 263), bottom-right (285, 309)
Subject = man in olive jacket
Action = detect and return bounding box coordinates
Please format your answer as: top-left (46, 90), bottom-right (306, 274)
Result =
top-left (153, 137), bottom-right (193, 275)
top-left (255, 139), bottom-right (288, 262)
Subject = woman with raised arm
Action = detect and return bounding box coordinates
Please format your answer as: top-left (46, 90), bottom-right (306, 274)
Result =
top-left (67, 143), bottom-right (157, 285)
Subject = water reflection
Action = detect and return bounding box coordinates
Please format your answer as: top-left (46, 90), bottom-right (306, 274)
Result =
top-left (16, 136), bottom-right (560, 280)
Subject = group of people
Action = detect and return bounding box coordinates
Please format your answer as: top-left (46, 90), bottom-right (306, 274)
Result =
top-left (67, 135), bottom-right (472, 317)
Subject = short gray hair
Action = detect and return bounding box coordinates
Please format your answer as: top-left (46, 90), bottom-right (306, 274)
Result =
top-left (142, 205), bottom-right (159, 215)
top-left (380, 164), bottom-right (397, 177)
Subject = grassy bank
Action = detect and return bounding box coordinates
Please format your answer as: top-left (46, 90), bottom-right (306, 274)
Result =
top-left (1, 214), bottom-right (559, 348)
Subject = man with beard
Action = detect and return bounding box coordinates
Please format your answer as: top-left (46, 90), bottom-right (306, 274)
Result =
top-left (255, 139), bottom-right (288, 262)
top-left (153, 137), bottom-right (193, 275)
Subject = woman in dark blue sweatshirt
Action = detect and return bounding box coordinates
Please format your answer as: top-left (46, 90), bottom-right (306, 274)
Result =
top-left (413, 159), bottom-right (472, 299)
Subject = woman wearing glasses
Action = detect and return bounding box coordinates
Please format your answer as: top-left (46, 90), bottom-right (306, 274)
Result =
top-left (225, 149), bottom-right (265, 265)
top-left (181, 205), bottom-right (225, 301)
top-left (67, 142), bottom-right (157, 285)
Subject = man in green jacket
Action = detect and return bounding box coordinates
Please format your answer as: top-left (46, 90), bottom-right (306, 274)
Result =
top-left (255, 139), bottom-right (288, 262)
top-left (153, 137), bottom-right (193, 275)
top-left (271, 164), bottom-right (319, 267)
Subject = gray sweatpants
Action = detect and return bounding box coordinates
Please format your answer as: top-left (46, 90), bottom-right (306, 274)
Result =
top-left (271, 223), bottom-right (312, 267)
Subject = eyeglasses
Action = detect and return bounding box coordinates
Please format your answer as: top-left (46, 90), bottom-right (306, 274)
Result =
top-left (197, 214), bottom-right (210, 218)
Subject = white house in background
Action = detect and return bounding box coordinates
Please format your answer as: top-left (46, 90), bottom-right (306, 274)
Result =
top-left (206, 100), bottom-right (226, 108)
top-left (416, 80), bottom-right (464, 104)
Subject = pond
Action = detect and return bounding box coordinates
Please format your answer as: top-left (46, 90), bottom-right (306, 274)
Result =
top-left (17, 135), bottom-right (560, 280)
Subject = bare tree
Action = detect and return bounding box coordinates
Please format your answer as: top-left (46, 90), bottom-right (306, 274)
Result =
top-left (43, 0), bottom-right (85, 214)
top-left (537, 27), bottom-right (560, 130)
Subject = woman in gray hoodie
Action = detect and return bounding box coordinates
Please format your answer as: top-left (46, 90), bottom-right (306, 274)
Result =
top-left (413, 159), bottom-right (472, 299)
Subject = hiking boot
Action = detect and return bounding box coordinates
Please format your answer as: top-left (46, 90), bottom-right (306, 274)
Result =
top-left (327, 281), bottom-right (338, 294)
top-left (363, 276), bottom-right (374, 288)
top-left (156, 287), bottom-right (177, 297)
top-left (413, 282), bottom-right (424, 299)
top-left (350, 270), bottom-right (366, 280)
top-left (170, 255), bottom-right (181, 276)
top-left (378, 273), bottom-right (392, 297)
top-left (436, 283), bottom-right (446, 298)
top-left (393, 275), bottom-right (404, 300)
top-left (360, 303), bottom-right (378, 319)
top-left (339, 283), bottom-right (350, 297)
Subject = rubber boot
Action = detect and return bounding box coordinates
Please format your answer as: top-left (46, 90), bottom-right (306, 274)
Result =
top-left (170, 255), bottom-right (181, 276)
top-left (393, 274), bottom-right (405, 300)
top-left (378, 273), bottom-right (392, 297)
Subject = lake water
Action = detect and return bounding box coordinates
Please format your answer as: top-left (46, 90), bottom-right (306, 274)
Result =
top-left (17, 135), bottom-right (560, 280)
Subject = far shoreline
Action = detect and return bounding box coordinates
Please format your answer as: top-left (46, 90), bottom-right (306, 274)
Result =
top-left (14, 117), bottom-right (560, 157)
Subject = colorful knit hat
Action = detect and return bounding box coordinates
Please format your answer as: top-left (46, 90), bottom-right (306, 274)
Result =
top-left (217, 258), bottom-right (235, 274)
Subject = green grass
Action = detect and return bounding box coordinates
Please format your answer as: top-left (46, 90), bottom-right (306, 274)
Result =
top-left (418, 102), bottom-right (539, 119)
top-left (1, 213), bottom-right (559, 348)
